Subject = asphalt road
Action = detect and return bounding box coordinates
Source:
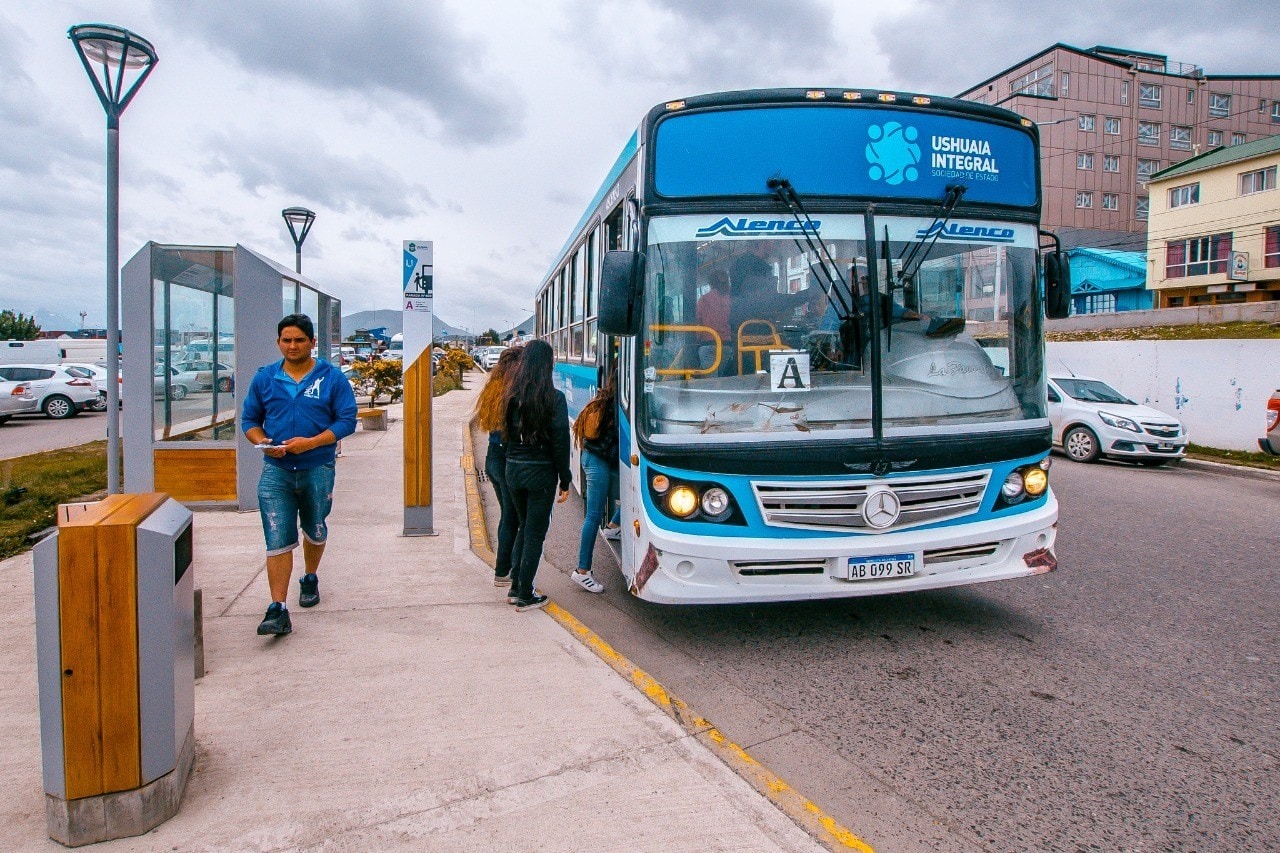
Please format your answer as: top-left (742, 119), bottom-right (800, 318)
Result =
top-left (512, 451), bottom-right (1279, 852)
top-left (0, 408), bottom-right (107, 460)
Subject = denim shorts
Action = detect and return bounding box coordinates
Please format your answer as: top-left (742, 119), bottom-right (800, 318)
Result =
top-left (258, 462), bottom-right (336, 556)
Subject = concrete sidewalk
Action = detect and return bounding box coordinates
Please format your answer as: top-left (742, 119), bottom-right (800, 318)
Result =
top-left (0, 381), bottom-right (821, 851)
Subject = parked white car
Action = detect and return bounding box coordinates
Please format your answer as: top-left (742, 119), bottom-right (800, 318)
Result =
top-left (0, 364), bottom-right (100, 418)
top-left (0, 378), bottom-right (38, 424)
top-left (154, 365), bottom-right (195, 400)
top-left (1047, 375), bottom-right (1187, 466)
top-left (62, 363), bottom-right (109, 411)
top-left (479, 345), bottom-right (507, 370)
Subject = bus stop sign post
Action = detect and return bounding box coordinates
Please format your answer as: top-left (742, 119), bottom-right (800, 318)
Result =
top-left (402, 241), bottom-right (436, 536)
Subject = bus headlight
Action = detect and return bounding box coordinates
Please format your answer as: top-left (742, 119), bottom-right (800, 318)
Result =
top-left (647, 470), bottom-right (744, 525)
top-left (1023, 467), bottom-right (1049, 497)
top-left (1001, 471), bottom-right (1026, 503)
top-left (668, 486), bottom-right (699, 518)
top-left (700, 487), bottom-right (732, 520)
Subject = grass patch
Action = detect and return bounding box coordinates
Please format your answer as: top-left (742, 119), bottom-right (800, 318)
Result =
top-left (1186, 442), bottom-right (1280, 471)
top-left (1049, 321), bottom-right (1280, 343)
top-left (0, 441), bottom-right (107, 561)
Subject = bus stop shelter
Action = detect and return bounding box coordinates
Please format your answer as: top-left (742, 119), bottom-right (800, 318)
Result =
top-left (121, 243), bottom-right (342, 510)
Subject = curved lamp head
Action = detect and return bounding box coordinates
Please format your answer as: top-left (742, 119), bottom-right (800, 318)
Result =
top-left (68, 23), bottom-right (158, 121)
top-left (282, 207), bottom-right (317, 250)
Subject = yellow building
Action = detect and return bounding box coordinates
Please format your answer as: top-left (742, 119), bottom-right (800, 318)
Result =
top-left (1147, 135), bottom-right (1280, 307)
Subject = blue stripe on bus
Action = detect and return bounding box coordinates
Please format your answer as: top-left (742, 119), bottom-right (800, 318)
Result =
top-left (553, 362), bottom-right (599, 418)
top-left (638, 452), bottom-right (1050, 539)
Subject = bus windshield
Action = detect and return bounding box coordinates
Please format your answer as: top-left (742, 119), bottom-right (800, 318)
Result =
top-left (639, 214), bottom-right (1043, 442)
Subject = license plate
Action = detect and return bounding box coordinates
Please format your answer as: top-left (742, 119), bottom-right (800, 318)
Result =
top-left (840, 553), bottom-right (917, 581)
top-left (1157, 442), bottom-right (1173, 450)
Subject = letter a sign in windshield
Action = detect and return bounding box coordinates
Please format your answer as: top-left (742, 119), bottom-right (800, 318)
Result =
top-left (770, 350), bottom-right (810, 391)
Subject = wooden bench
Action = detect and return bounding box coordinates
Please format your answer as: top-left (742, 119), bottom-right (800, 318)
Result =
top-left (356, 408), bottom-right (388, 431)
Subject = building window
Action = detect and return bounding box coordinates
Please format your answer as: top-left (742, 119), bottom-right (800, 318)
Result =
top-left (1138, 122), bottom-right (1160, 146)
top-left (1104, 155), bottom-right (1120, 172)
top-left (1168, 183), bottom-right (1200, 208)
top-left (1077, 153), bottom-right (1095, 170)
top-left (1209, 93), bottom-right (1231, 117)
top-left (1136, 197), bottom-right (1149, 220)
top-left (1240, 166), bottom-right (1277, 195)
top-left (1232, 133), bottom-right (1246, 146)
top-left (1102, 193), bottom-right (1119, 210)
top-left (1078, 113), bottom-right (1095, 131)
top-left (1011, 62), bottom-right (1054, 98)
top-left (1170, 126), bottom-right (1191, 151)
top-left (1061, 72), bottom-right (1070, 96)
top-left (1121, 81), bottom-right (1129, 105)
top-left (1076, 191), bottom-right (1094, 209)
top-left (1266, 226), bottom-right (1280, 268)
top-left (1137, 159), bottom-right (1159, 182)
top-left (1082, 293), bottom-right (1117, 314)
top-left (1187, 88), bottom-right (1195, 105)
top-left (1104, 117), bottom-right (1121, 135)
top-left (1272, 102), bottom-right (1280, 122)
top-left (1165, 233), bottom-right (1231, 278)
top-left (1208, 130), bottom-right (1222, 147)
top-left (1139, 83), bottom-right (1162, 108)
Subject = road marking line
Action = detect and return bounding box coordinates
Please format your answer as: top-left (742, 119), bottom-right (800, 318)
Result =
top-left (460, 420), bottom-right (873, 852)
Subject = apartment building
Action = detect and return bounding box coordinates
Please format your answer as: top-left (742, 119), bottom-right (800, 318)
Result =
top-left (1146, 135), bottom-right (1280, 307)
top-left (958, 45), bottom-right (1280, 251)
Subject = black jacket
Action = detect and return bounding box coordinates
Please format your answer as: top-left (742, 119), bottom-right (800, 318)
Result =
top-left (504, 390), bottom-right (572, 491)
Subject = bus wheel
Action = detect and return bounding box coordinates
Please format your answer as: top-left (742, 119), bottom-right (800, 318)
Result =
top-left (1063, 426), bottom-right (1099, 463)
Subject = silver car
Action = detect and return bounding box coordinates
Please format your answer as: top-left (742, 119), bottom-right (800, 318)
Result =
top-left (0, 378), bottom-right (38, 424)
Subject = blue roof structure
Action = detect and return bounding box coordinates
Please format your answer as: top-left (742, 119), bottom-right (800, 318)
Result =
top-left (1067, 247), bottom-right (1151, 312)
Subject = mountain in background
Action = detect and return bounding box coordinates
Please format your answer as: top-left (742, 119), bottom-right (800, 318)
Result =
top-left (341, 310), bottom-right (532, 339)
top-left (31, 309), bottom-right (87, 333)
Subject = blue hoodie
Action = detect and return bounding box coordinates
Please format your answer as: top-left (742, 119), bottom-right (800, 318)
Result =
top-left (241, 359), bottom-right (357, 471)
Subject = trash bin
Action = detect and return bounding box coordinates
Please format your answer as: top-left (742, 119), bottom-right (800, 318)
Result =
top-left (33, 493), bottom-right (195, 847)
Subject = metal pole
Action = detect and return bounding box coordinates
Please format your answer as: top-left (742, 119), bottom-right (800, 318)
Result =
top-left (105, 121), bottom-right (122, 494)
top-left (295, 248), bottom-right (302, 275)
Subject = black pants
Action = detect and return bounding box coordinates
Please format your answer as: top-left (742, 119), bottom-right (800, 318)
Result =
top-left (485, 444), bottom-right (521, 576)
top-left (505, 459), bottom-right (558, 599)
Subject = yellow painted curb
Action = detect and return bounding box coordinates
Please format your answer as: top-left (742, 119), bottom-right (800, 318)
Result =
top-left (460, 421), bottom-right (871, 852)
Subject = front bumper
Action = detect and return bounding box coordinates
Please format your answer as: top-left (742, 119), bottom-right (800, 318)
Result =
top-left (632, 495), bottom-right (1058, 604)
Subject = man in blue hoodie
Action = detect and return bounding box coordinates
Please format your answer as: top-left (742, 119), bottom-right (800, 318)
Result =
top-left (242, 314), bottom-right (357, 636)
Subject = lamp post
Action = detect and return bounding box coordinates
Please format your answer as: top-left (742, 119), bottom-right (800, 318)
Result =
top-left (282, 207), bottom-right (317, 274)
top-left (69, 23), bottom-right (158, 495)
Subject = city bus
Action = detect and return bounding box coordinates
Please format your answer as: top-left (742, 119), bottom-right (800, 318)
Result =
top-left (534, 88), bottom-right (1071, 604)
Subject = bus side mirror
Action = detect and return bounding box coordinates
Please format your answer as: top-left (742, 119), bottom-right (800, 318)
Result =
top-left (1044, 252), bottom-right (1071, 319)
top-left (598, 250), bottom-right (644, 337)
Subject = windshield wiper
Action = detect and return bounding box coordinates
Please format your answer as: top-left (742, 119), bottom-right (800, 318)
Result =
top-left (893, 183), bottom-right (966, 297)
top-left (768, 176), bottom-right (866, 370)
top-left (767, 176), bottom-right (855, 322)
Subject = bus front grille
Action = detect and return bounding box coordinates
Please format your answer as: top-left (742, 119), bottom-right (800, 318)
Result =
top-left (752, 471), bottom-right (989, 533)
top-left (923, 542), bottom-right (1001, 564)
top-left (731, 558), bottom-right (828, 576)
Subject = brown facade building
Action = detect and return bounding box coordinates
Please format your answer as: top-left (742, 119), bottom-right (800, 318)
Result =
top-left (958, 44), bottom-right (1280, 251)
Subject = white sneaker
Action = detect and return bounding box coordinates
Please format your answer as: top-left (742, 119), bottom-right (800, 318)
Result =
top-left (600, 526), bottom-right (622, 541)
top-left (571, 570), bottom-right (606, 594)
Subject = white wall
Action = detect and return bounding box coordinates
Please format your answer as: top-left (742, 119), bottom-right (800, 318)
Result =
top-left (1046, 340), bottom-right (1280, 451)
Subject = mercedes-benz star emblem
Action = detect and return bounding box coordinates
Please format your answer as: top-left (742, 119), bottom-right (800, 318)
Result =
top-left (862, 486), bottom-right (902, 529)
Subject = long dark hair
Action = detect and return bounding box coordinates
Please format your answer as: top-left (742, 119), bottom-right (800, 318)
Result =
top-left (474, 346), bottom-right (522, 432)
top-left (502, 340), bottom-right (557, 445)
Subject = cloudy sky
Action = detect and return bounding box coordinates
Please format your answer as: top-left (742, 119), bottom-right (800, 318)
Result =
top-left (1, 1), bottom-right (1274, 334)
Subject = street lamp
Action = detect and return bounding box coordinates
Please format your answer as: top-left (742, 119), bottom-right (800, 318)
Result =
top-left (282, 207), bottom-right (317, 274)
top-left (69, 23), bottom-right (158, 495)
